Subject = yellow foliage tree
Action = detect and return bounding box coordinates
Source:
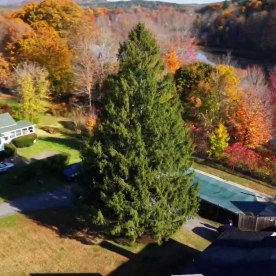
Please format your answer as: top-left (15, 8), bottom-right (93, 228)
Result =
top-left (15, 62), bottom-right (49, 123)
top-left (216, 64), bottom-right (240, 102)
top-left (208, 123), bottom-right (230, 158)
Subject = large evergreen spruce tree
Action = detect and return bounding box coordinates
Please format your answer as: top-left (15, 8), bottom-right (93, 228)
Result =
top-left (81, 23), bottom-right (199, 243)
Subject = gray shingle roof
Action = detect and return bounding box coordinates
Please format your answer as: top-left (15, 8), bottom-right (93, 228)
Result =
top-left (0, 120), bottom-right (34, 135)
top-left (0, 113), bottom-right (34, 135)
top-left (0, 113), bottom-right (16, 129)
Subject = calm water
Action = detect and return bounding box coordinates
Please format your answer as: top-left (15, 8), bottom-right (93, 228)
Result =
top-left (198, 48), bottom-right (276, 71)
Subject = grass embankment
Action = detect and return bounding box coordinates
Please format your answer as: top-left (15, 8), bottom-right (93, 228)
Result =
top-left (0, 210), bottom-right (212, 275)
top-left (193, 158), bottom-right (276, 197)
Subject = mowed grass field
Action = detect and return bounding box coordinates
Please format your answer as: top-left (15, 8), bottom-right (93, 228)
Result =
top-left (0, 209), bottom-right (211, 275)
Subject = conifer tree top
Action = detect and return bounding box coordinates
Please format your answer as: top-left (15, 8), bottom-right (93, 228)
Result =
top-left (81, 22), bottom-right (199, 244)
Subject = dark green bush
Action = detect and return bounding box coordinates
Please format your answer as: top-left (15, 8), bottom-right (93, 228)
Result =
top-left (44, 152), bottom-right (70, 171)
top-left (0, 143), bottom-right (17, 160)
top-left (10, 152), bottom-right (70, 185)
top-left (12, 133), bottom-right (37, 148)
top-left (4, 143), bottom-right (17, 157)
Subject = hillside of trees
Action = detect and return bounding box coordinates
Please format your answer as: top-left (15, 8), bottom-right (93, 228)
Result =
top-left (197, 0), bottom-right (276, 58)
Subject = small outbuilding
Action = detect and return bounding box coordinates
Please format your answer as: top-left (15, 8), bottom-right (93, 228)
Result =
top-left (0, 113), bottom-right (35, 151)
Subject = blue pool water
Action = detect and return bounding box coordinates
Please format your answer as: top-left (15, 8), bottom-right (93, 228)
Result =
top-left (193, 170), bottom-right (276, 216)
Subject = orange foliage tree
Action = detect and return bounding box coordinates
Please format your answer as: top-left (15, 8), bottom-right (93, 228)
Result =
top-left (230, 90), bottom-right (272, 148)
top-left (12, 21), bottom-right (73, 94)
top-left (164, 48), bottom-right (181, 73)
top-left (0, 53), bottom-right (10, 85)
top-left (11, 0), bottom-right (82, 36)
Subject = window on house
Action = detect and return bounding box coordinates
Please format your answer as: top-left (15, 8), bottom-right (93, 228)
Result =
top-left (16, 129), bottom-right (21, 136)
top-left (28, 126), bottom-right (34, 133)
top-left (10, 131), bottom-right (15, 139)
top-left (22, 128), bottom-right (27, 135)
top-left (4, 136), bottom-right (8, 141)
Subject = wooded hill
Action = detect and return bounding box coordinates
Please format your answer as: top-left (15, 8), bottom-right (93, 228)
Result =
top-left (197, 0), bottom-right (276, 58)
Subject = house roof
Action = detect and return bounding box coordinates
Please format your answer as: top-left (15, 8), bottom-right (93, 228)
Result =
top-left (0, 113), bottom-right (16, 129)
top-left (0, 120), bottom-right (34, 135)
top-left (182, 229), bottom-right (276, 276)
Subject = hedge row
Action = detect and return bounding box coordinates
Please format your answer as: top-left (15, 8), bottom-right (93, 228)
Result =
top-left (12, 133), bottom-right (37, 148)
top-left (10, 152), bottom-right (70, 185)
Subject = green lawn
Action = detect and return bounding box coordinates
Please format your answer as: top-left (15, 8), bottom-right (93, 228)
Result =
top-left (17, 131), bottom-right (81, 164)
top-left (0, 209), bottom-right (212, 275)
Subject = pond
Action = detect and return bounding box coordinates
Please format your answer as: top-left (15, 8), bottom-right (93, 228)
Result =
top-left (198, 48), bottom-right (276, 72)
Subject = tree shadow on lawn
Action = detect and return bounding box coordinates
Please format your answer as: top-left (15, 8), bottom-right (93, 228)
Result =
top-left (26, 207), bottom-right (199, 276)
top-left (105, 239), bottom-right (199, 276)
top-left (27, 208), bottom-right (101, 245)
top-left (39, 136), bottom-right (81, 151)
top-left (192, 226), bottom-right (219, 242)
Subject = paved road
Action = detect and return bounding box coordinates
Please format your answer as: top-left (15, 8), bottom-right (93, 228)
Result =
top-left (0, 186), bottom-right (74, 218)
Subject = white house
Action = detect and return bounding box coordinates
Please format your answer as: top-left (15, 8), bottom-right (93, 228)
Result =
top-left (0, 113), bottom-right (35, 151)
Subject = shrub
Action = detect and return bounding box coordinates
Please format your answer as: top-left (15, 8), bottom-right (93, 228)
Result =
top-left (44, 152), bottom-right (70, 171)
top-left (4, 143), bottom-right (17, 157)
top-left (10, 161), bottom-right (44, 185)
top-left (223, 143), bottom-right (276, 185)
top-left (0, 143), bottom-right (17, 160)
top-left (223, 143), bottom-right (260, 172)
top-left (12, 133), bottom-right (37, 148)
top-left (10, 152), bottom-right (70, 185)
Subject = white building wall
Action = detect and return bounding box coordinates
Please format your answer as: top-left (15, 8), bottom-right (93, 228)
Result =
top-left (0, 125), bottom-right (35, 148)
top-left (0, 138), bottom-right (4, 151)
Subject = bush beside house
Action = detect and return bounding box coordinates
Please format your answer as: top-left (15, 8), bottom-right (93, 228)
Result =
top-left (0, 143), bottom-right (17, 160)
top-left (12, 133), bottom-right (37, 148)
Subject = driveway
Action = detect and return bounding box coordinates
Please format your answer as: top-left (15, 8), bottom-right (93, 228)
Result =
top-left (184, 217), bottom-right (219, 242)
top-left (0, 186), bottom-right (74, 218)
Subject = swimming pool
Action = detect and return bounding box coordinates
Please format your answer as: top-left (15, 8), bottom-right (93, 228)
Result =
top-left (193, 170), bottom-right (276, 216)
